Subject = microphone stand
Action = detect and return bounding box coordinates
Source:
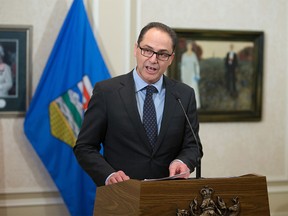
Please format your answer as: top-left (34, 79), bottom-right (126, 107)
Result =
top-left (176, 97), bottom-right (202, 179)
top-left (196, 157), bottom-right (201, 179)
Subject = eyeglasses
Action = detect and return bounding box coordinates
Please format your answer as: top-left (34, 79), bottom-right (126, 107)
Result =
top-left (138, 45), bottom-right (173, 61)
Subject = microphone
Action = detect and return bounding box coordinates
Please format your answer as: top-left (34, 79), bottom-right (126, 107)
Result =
top-left (172, 92), bottom-right (202, 179)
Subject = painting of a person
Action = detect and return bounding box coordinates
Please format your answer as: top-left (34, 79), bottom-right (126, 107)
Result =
top-left (180, 40), bottom-right (201, 109)
top-left (224, 44), bottom-right (238, 97)
top-left (0, 44), bottom-right (13, 97)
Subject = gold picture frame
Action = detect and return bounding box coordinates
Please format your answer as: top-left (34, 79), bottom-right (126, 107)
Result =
top-left (168, 29), bottom-right (264, 122)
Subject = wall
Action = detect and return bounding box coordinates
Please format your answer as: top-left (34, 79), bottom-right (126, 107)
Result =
top-left (0, 0), bottom-right (287, 215)
top-left (0, 0), bottom-right (72, 215)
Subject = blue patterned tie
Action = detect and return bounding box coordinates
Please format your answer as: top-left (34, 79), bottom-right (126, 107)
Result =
top-left (143, 85), bottom-right (158, 149)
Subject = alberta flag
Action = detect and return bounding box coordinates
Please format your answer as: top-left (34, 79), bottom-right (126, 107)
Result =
top-left (24, 0), bottom-right (110, 215)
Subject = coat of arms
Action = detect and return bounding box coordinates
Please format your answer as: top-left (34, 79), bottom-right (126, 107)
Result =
top-left (176, 185), bottom-right (240, 216)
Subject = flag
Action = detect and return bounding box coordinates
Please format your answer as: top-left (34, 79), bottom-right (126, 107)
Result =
top-left (24, 0), bottom-right (110, 215)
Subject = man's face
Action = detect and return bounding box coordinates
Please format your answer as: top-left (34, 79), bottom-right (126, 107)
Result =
top-left (134, 28), bottom-right (174, 84)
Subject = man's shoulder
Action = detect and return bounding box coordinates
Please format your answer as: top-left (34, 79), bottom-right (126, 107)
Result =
top-left (164, 76), bottom-right (194, 92)
top-left (93, 72), bottom-right (133, 94)
top-left (97, 72), bottom-right (131, 85)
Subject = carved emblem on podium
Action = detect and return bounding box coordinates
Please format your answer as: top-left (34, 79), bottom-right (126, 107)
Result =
top-left (176, 185), bottom-right (240, 216)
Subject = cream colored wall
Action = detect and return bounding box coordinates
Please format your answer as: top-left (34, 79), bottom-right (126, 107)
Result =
top-left (0, 0), bottom-right (72, 215)
top-left (0, 0), bottom-right (287, 215)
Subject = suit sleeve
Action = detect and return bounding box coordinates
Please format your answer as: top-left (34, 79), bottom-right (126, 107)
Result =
top-left (73, 83), bottom-right (115, 186)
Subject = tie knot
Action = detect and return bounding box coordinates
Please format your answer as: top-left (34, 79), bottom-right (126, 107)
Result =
top-left (146, 85), bottom-right (157, 96)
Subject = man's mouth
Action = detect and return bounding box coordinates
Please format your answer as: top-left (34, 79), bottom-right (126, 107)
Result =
top-left (145, 66), bottom-right (157, 73)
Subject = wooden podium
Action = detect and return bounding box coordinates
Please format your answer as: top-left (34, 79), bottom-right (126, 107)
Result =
top-left (94, 174), bottom-right (270, 215)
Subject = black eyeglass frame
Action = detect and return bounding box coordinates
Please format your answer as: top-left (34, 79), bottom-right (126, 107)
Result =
top-left (137, 45), bottom-right (173, 61)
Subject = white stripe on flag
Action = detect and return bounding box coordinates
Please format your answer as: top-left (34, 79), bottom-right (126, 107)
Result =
top-left (83, 75), bottom-right (93, 97)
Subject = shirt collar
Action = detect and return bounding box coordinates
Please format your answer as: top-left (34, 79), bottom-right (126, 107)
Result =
top-left (133, 68), bottom-right (163, 93)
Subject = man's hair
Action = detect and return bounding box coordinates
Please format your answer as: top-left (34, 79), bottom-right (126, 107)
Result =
top-left (137, 22), bottom-right (177, 52)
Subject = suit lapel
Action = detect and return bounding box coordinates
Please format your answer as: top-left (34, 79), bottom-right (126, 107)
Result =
top-left (152, 76), bottom-right (178, 155)
top-left (118, 72), bottom-right (151, 151)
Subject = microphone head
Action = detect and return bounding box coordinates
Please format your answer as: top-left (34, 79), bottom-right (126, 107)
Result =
top-left (172, 92), bottom-right (180, 100)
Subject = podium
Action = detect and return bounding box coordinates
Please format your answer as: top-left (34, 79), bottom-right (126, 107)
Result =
top-left (94, 174), bottom-right (270, 215)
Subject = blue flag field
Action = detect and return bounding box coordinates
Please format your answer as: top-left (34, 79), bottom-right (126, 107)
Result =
top-left (24, 0), bottom-right (110, 215)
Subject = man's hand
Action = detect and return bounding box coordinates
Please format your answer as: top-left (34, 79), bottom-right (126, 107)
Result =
top-left (169, 160), bottom-right (190, 178)
top-left (105, 170), bottom-right (130, 185)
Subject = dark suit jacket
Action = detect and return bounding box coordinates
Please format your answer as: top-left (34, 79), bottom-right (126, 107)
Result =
top-left (74, 71), bottom-right (203, 186)
top-left (225, 52), bottom-right (238, 69)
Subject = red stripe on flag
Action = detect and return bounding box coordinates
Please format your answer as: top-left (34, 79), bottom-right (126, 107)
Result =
top-left (83, 85), bottom-right (90, 110)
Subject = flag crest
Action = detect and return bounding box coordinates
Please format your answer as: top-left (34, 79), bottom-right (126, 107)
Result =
top-left (49, 75), bottom-right (92, 147)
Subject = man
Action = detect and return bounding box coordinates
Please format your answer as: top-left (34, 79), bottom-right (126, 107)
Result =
top-left (73, 22), bottom-right (203, 187)
top-left (225, 44), bottom-right (238, 97)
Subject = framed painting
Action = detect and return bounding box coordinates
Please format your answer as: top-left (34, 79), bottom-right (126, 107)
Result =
top-left (168, 29), bottom-right (264, 122)
top-left (0, 25), bottom-right (32, 117)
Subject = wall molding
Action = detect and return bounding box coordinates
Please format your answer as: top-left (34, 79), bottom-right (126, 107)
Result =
top-left (0, 187), bottom-right (58, 194)
top-left (0, 191), bottom-right (63, 207)
top-left (268, 180), bottom-right (288, 194)
top-left (0, 180), bottom-right (287, 208)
